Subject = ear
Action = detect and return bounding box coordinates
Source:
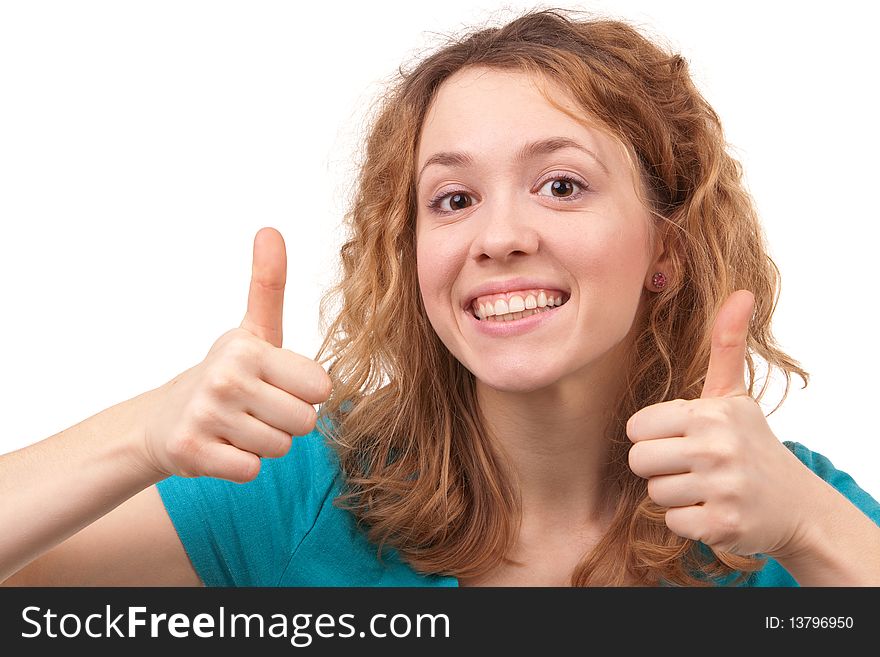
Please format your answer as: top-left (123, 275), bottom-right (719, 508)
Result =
top-left (643, 229), bottom-right (676, 291)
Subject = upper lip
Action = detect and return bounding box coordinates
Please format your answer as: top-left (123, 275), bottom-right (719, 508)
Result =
top-left (462, 277), bottom-right (570, 311)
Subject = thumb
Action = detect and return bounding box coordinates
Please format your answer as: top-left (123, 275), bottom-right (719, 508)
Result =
top-left (700, 289), bottom-right (755, 398)
top-left (240, 227), bottom-right (287, 348)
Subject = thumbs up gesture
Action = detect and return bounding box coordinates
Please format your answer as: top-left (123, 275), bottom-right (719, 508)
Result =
top-left (140, 228), bottom-right (332, 483)
top-left (627, 290), bottom-right (817, 558)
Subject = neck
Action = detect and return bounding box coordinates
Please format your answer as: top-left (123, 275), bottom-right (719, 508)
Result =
top-left (475, 349), bottom-right (627, 531)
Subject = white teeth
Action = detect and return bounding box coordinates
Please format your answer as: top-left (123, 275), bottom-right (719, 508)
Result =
top-left (474, 292), bottom-right (565, 319)
top-left (481, 306), bottom-right (555, 322)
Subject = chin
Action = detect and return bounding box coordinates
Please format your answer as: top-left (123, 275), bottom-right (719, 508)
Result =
top-left (470, 366), bottom-right (564, 394)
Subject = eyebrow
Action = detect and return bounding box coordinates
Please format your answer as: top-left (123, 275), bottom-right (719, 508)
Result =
top-left (416, 136), bottom-right (610, 186)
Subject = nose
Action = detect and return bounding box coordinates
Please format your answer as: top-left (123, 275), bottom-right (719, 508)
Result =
top-left (469, 191), bottom-right (540, 262)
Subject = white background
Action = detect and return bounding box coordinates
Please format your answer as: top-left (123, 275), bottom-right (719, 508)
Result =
top-left (1, 1), bottom-right (877, 499)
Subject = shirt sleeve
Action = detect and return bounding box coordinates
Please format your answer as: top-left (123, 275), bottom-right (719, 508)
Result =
top-left (155, 424), bottom-right (338, 586)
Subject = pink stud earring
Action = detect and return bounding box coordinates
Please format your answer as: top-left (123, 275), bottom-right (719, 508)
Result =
top-left (651, 272), bottom-right (667, 290)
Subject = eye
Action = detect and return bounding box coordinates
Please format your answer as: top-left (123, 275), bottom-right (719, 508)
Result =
top-left (536, 173), bottom-right (587, 200)
top-left (427, 190), bottom-right (475, 215)
top-left (425, 172), bottom-right (589, 217)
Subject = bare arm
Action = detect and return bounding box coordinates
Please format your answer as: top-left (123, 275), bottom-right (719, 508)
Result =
top-left (2, 228), bottom-right (330, 586)
top-left (0, 386), bottom-right (201, 586)
top-left (770, 476), bottom-right (880, 586)
top-left (2, 487), bottom-right (202, 586)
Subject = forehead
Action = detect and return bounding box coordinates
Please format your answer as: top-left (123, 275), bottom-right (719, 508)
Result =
top-left (416, 66), bottom-right (616, 168)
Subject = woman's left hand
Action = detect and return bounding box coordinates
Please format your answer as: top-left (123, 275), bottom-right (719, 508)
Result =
top-left (626, 290), bottom-right (820, 557)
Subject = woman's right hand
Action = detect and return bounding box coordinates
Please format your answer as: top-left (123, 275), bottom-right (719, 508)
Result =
top-left (140, 227), bottom-right (332, 483)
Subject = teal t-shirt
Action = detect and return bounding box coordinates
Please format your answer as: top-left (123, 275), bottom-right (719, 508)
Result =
top-left (155, 419), bottom-right (880, 587)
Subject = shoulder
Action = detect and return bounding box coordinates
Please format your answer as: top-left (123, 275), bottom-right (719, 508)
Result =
top-left (274, 417), bottom-right (458, 586)
top-left (155, 415), bottom-right (457, 586)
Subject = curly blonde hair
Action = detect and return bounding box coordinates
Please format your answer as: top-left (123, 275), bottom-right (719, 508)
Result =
top-left (313, 7), bottom-right (807, 586)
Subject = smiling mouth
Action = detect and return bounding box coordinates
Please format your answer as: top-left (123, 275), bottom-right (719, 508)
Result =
top-left (470, 294), bottom-right (570, 321)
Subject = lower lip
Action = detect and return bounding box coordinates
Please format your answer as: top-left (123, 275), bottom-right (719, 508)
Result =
top-left (463, 302), bottom-right (568, 337)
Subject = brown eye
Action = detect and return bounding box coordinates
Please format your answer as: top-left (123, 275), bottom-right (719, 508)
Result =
top-left (550, 179), bottom-right (574, 197)
top-left (428, 190), bottom-right (475, 214)
top-left (448, 193), bottom-right (472, 210)
top-left (536, 174), bottom-right (587, 201)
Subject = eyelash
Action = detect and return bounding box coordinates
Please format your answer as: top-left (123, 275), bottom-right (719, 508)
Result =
top-left (426, 173), bottom-right (589, 216)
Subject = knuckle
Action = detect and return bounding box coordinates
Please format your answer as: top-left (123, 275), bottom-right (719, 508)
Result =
top-left (716, 399), bottom-right (736, 421)
top-left (708, 438), bottom-right (737, 466)
top-left (236, 456), bottom-right (261, 483)
top-left (694, 405), bottom-right (725, 428)
top-left (736, 395), bottom-right (761, 418)
top-left (209, 329), bottom-right (255, 361)
top-left (298, 364), bottom-right (332, 402)
top-left (723, 472), bottom-right (746, 500)
top-left (626, 443), bottom-right (639, 474)
top-left (625, 414), bottom-right (639, 440)
top-left (646, 477), bottom-right (658, 501)
top-left (208, 328), bottom-right (239, 354)
top-left (206, 368), bottom-right (243, 400)
top-left (190, 396), bottom-right (222, 429)
top-left (166, 431), bottom-right (198, 464)
top-left (221, 333), bottom-right (260, 365)
top-left (627, 444), bottom-right (642, 474)
top-left (317, 372), bottom-right (333, 400)
top-left (272, 433), bottom-right (293, 457)
top-left (190, 440), bottom-right (213, 477)
top-left (291, 402), bottom-right (318, 434)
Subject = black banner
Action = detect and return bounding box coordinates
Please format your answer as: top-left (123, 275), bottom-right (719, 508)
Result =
top-left (1, 587), bottom-right (876, 653)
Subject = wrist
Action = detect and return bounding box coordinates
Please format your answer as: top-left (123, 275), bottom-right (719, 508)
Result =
top-left (765, 476), bottom-right (880, 585)
top-left (116, 385), bottom-right (172, 487)
top-left (764, 473), bottom-right (825, 562)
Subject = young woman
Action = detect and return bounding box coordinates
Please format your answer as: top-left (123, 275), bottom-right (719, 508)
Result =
top-left (2, 9), bottom-right (878, 587)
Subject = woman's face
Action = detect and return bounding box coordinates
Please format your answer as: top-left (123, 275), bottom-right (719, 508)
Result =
top-left (415, 66), bottom-right (666, 393)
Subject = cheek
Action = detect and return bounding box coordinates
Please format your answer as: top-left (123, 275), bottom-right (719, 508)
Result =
top-left (416, 232), bottom-right (462, 315)
top-left (563, 224), bottom-right (651, 337)
top-left (564, 226), bottom-right (649, 285)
